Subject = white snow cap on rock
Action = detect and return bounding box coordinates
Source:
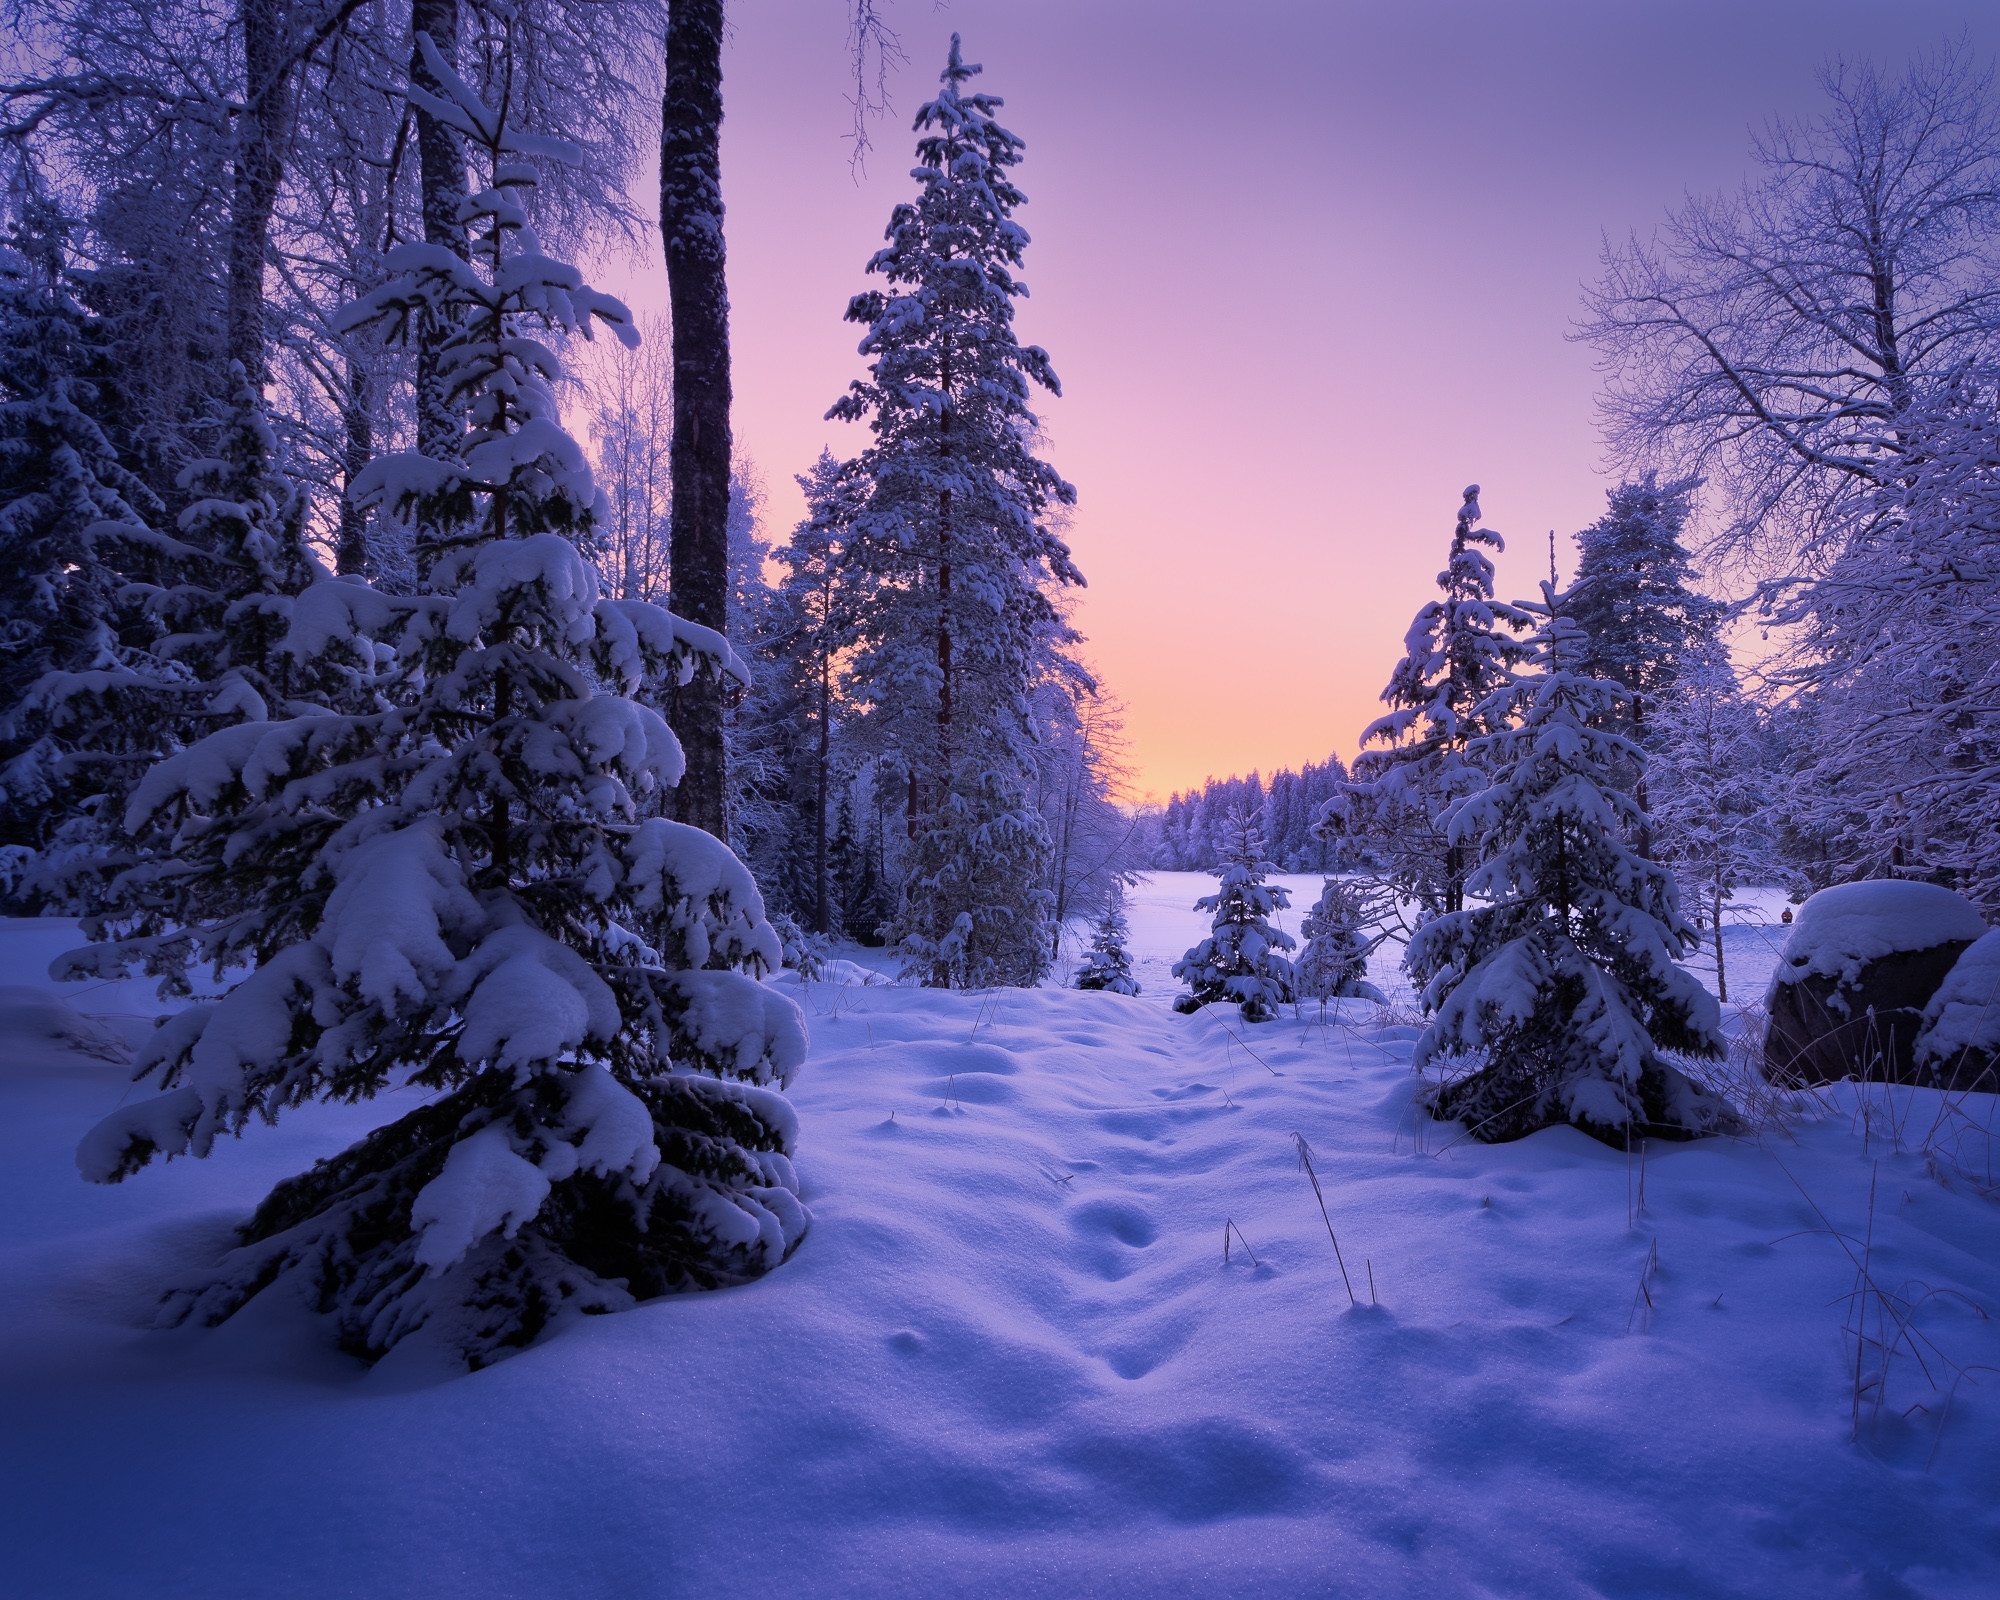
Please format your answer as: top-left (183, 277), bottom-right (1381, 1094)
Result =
top-left (1916, 928), bottom-right (2000, 1068)
top-left (1772, 881), bottom-right (1988, 989)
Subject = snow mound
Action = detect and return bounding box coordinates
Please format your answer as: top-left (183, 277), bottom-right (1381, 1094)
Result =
top-left (1916, 928), bottom-right (2000, 1070)
top-left (1771, 881), bottom-right (1987, 988)
top-left (0, 986), bottom-right (129, 1067)
top-left (769, 959), bottom-right (891, 989)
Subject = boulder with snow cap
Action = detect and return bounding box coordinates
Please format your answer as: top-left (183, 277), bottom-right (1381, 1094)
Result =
top-left (1911, 929), bottom-right (2000, 1093)
top-left (1762, 881), bottom-right (1988, 1087)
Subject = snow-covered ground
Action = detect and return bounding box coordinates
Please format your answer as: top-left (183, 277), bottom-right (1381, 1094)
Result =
top-left (5, 888), bottom-right (1999, 1598)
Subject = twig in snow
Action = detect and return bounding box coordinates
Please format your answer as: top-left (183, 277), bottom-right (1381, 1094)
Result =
top-left (1223, 1218), bottom-right (1259, 1267)
top-left (1218, 1022), bottom-right (1280, 1075)
top-left (1626, 1238), bottom-right (1660, 1333)
top-left (1291, 1132), bottom-right (1357, 1305)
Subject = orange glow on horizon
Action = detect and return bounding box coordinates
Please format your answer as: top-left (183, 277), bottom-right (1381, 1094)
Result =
top-left (586, 0), bottom-right (2000, 802)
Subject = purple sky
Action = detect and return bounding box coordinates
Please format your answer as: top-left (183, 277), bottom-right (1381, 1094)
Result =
top-left (596, 1), bottom-right (2000, 800)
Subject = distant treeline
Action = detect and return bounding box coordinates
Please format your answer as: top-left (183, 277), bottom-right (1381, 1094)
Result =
top-left (1139, 756), bottom-right (1350, 872)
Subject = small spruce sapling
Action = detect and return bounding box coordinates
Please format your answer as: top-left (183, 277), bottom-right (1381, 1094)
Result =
top-left (1074, 884), bottom-right (1140, 995)
top-left (1296, 877), bottom-right (1387, 1004)
top-left (1408, 587), bottom-right (1735, 1145)
top-left (1174, 806), bottom-right (1296, 1023)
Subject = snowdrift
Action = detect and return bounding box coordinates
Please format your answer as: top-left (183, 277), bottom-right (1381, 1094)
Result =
top-left (3, 908), bottom-right (1998, 1597)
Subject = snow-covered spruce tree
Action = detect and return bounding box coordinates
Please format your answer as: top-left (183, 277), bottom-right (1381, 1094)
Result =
top-left (1173, 806), bottom-right (1296, 1023)
top-left (0, 228), bottom-right (175, 869)
top-left (745, 452), bottom-right (861, 934)
top-left (1296, 877), bottom-right (1388, 1004)
top-left (1325, 486), bottom-right (1534, 918)
top-left (1566, 473), bottom-right (1726, 853)
top-left (1074, 884), bottom-right (1140, 995)
top-left (65, 40), bottom-right (808, 1369)
top-left (1649, 646), bottom-right (1792, 1003)
top-left (1410, 588), bottom-right (1734, 1146)
top-left (827, 36), bottom-right (1082, 985)
top-left (1568, 474), bottom-right (1725, 722)
top-left (897, 766), bottom-right (1056, 988)
top-left (0, 244), bottom-right (326, 920)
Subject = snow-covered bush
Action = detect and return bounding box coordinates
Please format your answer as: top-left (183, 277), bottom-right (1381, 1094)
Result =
top-left (1174, 807), bottom-right (1295, 1023)
top-left (63, 44), bottom-right (806, 1368)
top-left (1296, 878), bottom-right (1386, 1004)
top-left (0, 237), bottom-right (171, 869)
top-left (1410, 593), bottom-right (1735, 1145)
top-left (1074, 886), bottom-right (1140, 996)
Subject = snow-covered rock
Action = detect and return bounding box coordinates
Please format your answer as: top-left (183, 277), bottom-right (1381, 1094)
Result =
top-left (1770, 881), bottom-right (1987, 988)
top-left (1765, 881), bottom-right (1989, 1086)
top-left (1914, 928), bottom-right (2000, 1090)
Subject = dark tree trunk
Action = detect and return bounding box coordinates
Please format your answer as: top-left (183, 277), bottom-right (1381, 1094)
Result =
top-left (661, 0), bottom-right (732, 840)
top-left (336, 358), bottom-right (372, 573)
top-left (1632, 687), bottom-right (1653, 860)
top-left (228, 0), bottom-right (300, 389)
top-left (814, 652), bottom-right (831, 935)
top-left (935, 350), bottom-right (953, 783)
top-left (410, 0), bottom-right (468, 558)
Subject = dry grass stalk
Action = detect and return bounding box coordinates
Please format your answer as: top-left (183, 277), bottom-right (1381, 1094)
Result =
top-left (1290, 1132), bottom-right (1357, 1305)
top-left (1626, 1238), bottom-right (1660, 1333)
top-left (1223, 1219), bottom-right (1259, 1267)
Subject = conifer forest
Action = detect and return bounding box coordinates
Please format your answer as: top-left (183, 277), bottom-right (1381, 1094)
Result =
top-left (3, 6), bottom-right (2000, 1596)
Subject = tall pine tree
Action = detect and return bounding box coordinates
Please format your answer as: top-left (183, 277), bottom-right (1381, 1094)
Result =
top-left (0, 225), bottom-right (171, 871)
top-left (828, 35), bottom-right (1081, 987)
top-left (1567, 473), bottom-right (1725, 855)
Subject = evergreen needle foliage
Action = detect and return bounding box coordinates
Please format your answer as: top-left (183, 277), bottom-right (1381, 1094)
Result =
top-left (1075, 884), bottom-right (1140, 995)
top-left (1325, 486), bottom-right (1534, 920)
top-left (63, 48), bottom-right (809, 1368)
top-left (1409, 588), bottom-right (1737, 1146)
top-left (1174, 807), bottom-right (1296, 1023)
top-left (1296, 877), bottom-right (1388, 1004)
top-left (829, 36), bottom-right (1082, 988)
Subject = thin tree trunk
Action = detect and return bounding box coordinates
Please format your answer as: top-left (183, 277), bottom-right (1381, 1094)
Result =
top-left (1633, 690), bottom-right (1653, 860)
top-left (228, 0), bottom-right (300, 389)
top-left (336, 359), bottom-right (372, 574)
top-left (661, 0), bottom-right (732, 840)
top-left (814, 651), bottom-right (831, 935)
top-left (1051, 765), bottom-right (1080, 959)
top-left (1713, 878), bottom-right (1727, 1004)
top-left (410, 0), bottom-right (467, 566)
top-left (936, 346), bottom-right (953, 787)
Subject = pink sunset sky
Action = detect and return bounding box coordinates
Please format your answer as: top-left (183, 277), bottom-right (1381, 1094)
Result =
top-left (592, 0), bottom-right (1999, 803)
